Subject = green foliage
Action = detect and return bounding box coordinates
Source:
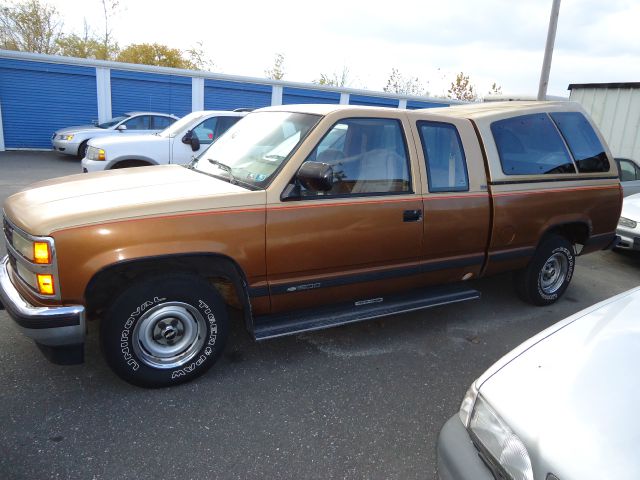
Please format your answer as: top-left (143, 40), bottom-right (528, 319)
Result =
top-left (265, 53), bottom-right (285, 80)
top-left (383, 68), bottom-right (425, 96)
top-left (185, 40), bottom-right (215, 71)
top-left (56, 20), bottom-right (117, 60)
top-left (116, 43), bottom-right (196, 69)
top-left (313, 66), bottom-right (351, 87)
top-left (0, 0), bottom-right (63, 54)
top-left (447, 72), bottom-right (477, 101)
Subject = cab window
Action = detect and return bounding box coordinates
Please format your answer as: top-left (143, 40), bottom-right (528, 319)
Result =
top-left (549, 112), bottom-right (610, 173)
top-left (300, 118), bottom-right (411, 197)
top-left (491, 113), bottom-right (575, 175)
top-left (418, 121), bottom-right (469, 192)
top-left (193, 118), bottom-right (218, 145)
top-left (618, 159), bottom-right (640, 181)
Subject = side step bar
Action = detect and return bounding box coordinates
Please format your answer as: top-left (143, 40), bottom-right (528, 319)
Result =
top-left (253, 284), bottom-right (480, 341)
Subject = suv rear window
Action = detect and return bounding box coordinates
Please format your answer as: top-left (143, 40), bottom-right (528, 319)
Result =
top-left (491, 113), bottom-right (575, 175)
top-left (549, 112), bottom-right (610, 173)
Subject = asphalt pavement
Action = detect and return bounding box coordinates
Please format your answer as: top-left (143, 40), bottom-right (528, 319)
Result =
top-left (1, 152), bottom-right (639, 480)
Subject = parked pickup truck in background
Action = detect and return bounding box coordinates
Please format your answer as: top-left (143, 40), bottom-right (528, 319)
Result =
top-left (0, 101), bottom-right (622, 387)
top-left (81, 110), bottom-right (246, 172)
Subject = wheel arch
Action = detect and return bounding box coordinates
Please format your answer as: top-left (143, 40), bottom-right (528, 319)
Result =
top-left (85, 253), bottom-right (254, 332)
top-left (539, 219), bottom-right (592, 252)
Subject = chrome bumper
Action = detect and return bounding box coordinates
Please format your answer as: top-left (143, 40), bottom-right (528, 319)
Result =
top-left (0, 256), bottom-right (85, 347)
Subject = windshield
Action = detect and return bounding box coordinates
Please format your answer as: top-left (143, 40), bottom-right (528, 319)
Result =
top-left (191, 111), bottom-right (320, 188)
top-left (159, 112), bottom-right (206, 138)
top-left (98, 116), bottom-right (127, 129)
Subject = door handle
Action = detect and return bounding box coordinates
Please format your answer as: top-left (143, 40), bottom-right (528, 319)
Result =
top-left (403, 209), bottom-right (422, 222)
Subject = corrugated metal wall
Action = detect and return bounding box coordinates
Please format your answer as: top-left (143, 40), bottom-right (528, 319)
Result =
top-left (204, 79), bottom-right (271, 110)
top-left (111, 70), bottom-right (191, 117)
top-left (349, 94), bottom-right (399, 108)
top-left (0, 58), bottom-right (98, 148)
top-left (570, 87), bottom-right (640, 160)
top-left (283, 87), bottom-right (340, 105)
top-left (407, 100), bottom-right (449, 109)
top-left (0, 51), bottom-right (459, 150)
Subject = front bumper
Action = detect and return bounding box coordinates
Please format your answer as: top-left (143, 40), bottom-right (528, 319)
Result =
top-left (0, 256), bottom-right (85, 348)
top-left (81, 158), bottom-right (107, 173)
top-left (437, 415), bottom-right (494, 480)
top-left (52, 137), bottom-right (80, 155)
top-left (616, 226), bottom-right (640, 251)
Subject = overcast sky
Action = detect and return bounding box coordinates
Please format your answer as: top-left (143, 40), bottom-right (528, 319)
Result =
top-left (47, 0), bottom-right (640, 98)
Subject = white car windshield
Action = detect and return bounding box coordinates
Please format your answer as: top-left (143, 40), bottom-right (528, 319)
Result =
top-left (159, 112), bottom-right (207, 138)
top-left (191, 111), bottom-right (319, 188)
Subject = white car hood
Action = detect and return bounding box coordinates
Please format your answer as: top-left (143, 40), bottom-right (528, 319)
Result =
top-left (479, 287), bottom-right (640, 480)
top-left (621, 193), bottom-right (640, 221)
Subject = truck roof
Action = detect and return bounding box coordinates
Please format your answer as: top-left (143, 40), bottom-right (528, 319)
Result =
top-left (256, 101), bottom-right (581, 121)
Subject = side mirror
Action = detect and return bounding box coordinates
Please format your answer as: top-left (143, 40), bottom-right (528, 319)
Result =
top-left (190, 135), bottom-right (200, 152)
top-left (297, 161), bottom-right (333, 192)
top-left (116, 124), bottom-right (127, 131)
top-left (181, 130), bottom-right (192, 144)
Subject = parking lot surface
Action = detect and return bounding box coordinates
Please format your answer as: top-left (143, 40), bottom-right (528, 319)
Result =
top-left (1, 152), bottom-right (639, 480)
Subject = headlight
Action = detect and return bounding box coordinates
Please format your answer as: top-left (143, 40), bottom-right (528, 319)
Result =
top-left (87, 146), bottom-right (106, 161)
top-left (458, 382), bottom-right (479, 427)
top-left (60, 134), bottom-right (74, 141)
top-left (618, 217), bottom-right (637, 229)
top-left (469, 395), bottom-right (533, 480)
top-left (11, 230), bottom-right (51, 264)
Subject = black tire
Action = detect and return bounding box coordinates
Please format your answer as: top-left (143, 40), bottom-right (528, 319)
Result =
top-left (77, 140), bottom-right (89, 159)
top-left (101, 274), bottom-right (228, 388)
top-left (515, 235), bottom-right (575, 306)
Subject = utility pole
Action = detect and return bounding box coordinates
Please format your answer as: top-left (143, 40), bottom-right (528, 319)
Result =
top-left (537, 0), bottom-right (561, 100)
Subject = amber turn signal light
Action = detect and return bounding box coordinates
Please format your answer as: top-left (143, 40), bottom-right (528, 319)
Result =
top-left (37, 274), bottom-right (55, 295)
top-left (33, 242), bottom-right (51, 264)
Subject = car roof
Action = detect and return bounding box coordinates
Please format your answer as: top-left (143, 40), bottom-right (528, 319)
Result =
top-left (124, 111), bottom-right (180, 119)
top-left (256, 101), bottom-right (583, 120)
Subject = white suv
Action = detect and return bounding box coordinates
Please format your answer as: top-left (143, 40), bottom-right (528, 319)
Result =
top-left (81, 110), bottom-right (246, 172)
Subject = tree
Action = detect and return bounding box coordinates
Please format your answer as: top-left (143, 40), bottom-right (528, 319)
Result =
top-left (487, 82), bottom-right (503, 96)
top-left (313, 66), bottom-right (351, 87)
top-left (447, 72), bottom-right (477, 101)
top-left (56, 20), bottom-right (117, 60)
top-left (185, 40), bottom-right (215, 71)
top-left (383, 68), bottom-right (425, 96)
top-left (265, 53), bottom-right (285, 80)
top-left (0, 0), bottom-right (63, 54)
top-left (100, 0), bottom-right (119, 60)
top-left (116, 43), bottom-right (195, 69)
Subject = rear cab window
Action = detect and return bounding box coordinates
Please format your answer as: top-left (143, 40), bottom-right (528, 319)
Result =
top-left (491, 113), bottom-right (576, 175)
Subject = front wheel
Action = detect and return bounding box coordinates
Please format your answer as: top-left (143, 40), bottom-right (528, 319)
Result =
top-left (515, 235), bottom-right (575, 306)
top-left (77, 140), bottom-right (89, 159)
top-left (101, 274), bottom-right (228, 388)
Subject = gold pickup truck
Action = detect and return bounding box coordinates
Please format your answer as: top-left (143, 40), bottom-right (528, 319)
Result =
top-left (0, 101), bottom-right (622, 387)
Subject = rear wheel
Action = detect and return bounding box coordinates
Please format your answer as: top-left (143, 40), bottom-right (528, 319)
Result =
top-left (101, 274), bottom-right (228, 388)
top-left (515, 235), bottom-right (575, 305)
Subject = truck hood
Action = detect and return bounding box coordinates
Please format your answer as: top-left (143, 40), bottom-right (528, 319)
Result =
top-left (3, 165), bottom-right (263, 235)
top-left (87, 133), bottom-right (167, 149)
top-left (478, 287), bottom-right (640, 480)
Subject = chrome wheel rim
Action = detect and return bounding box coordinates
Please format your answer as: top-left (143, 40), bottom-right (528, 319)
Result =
top-left (132, 302), bottom-right (206, 369)
top-left (539, 253), bottom-right (568, 294)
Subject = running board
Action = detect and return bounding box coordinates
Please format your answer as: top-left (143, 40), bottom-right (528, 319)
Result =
top-left (253, 284), bottom-right (480, 341)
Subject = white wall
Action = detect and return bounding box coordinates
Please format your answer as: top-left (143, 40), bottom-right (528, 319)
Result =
top-left (570, 86), bottom-right (640, 160)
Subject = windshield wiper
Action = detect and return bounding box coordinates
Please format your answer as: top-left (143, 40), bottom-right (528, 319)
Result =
top-left (208, 159), bottom-right (236, 184)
